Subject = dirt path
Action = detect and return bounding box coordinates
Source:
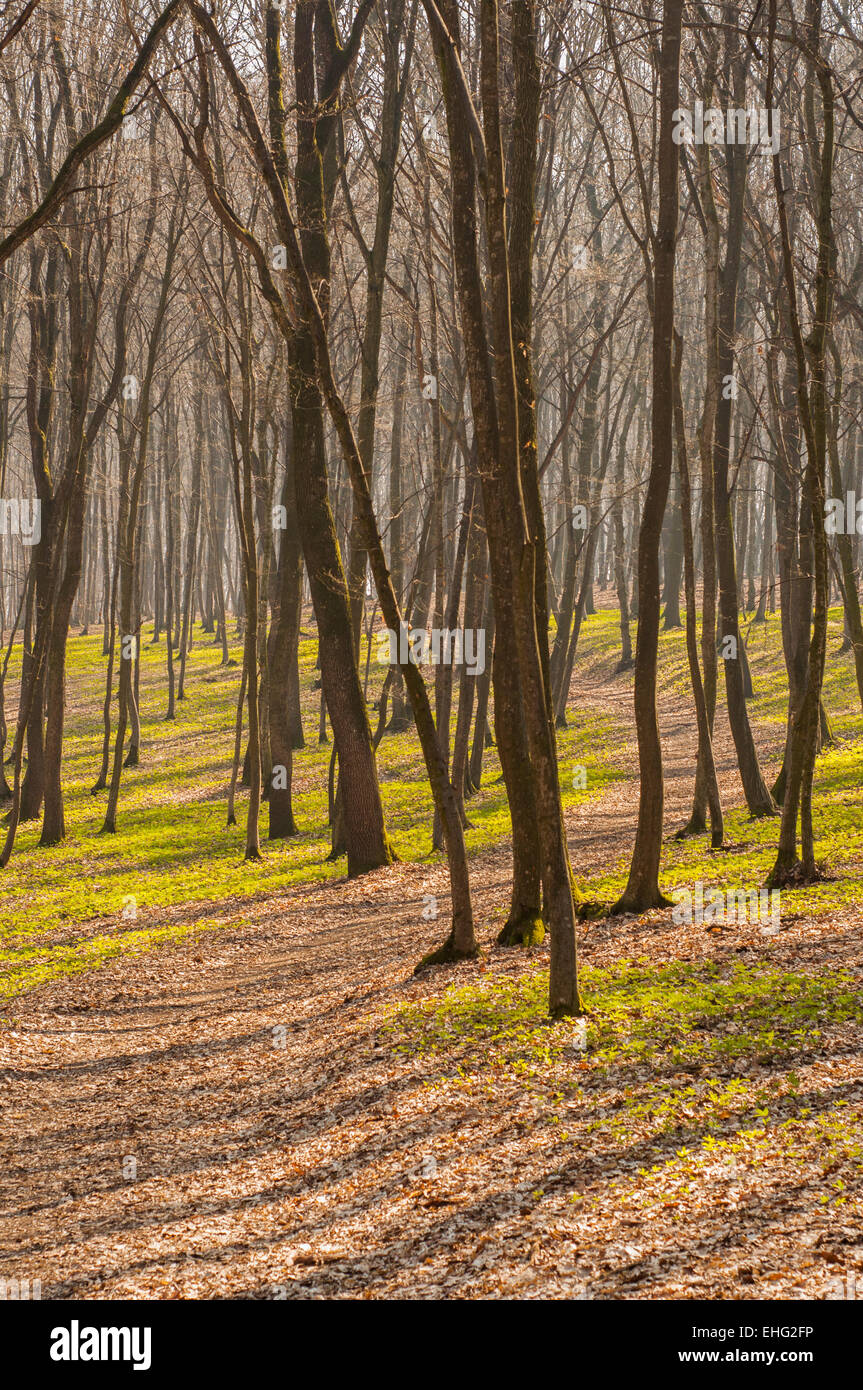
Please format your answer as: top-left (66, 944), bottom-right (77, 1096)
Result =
top-left (1, 664), bottom-right (860, 1299)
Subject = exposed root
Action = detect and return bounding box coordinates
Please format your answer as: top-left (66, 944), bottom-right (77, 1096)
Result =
top-left (672, 818), bottom-right (707, 841)
top-left (610, 891), bottom-right (674, 915)
top-left (414, 934), bottom-right (480, 973)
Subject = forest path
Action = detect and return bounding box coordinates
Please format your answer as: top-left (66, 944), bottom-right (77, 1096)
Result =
top-left (1, 656), bottom-right (858, 1299)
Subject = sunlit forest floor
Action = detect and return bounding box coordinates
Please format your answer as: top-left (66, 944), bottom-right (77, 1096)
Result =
top-left (1, 598), bottom-right (862, 1298)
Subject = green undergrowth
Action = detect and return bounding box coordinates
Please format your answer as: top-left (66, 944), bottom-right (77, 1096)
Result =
top-left (584, 736), bottom-right (863, 920)
top-left (0, 915), bottom-right (239, 1003)
top-left (578, 601), bottom-right (859, 726)
top-left (385, 955), bottom-right (863, 1215)
top-left (0, 619), bottom-right (625, 996)
top-left (575, 603), bottom-right (863, 919)
top-left (3, 593), bottom-right (863, 1001)
top-left (615, 1107), bottom-right (863, 1220)
top-left (388, 957), bottom-right (863, 1077)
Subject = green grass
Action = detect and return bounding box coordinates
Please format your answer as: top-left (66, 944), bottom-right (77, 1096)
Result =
top-left (0, 916), bottom-right (236, 1002)
top-left (574, 601), bottom-right (863, 919)
top-left (0, 617), bottom-right (625, 997)
top-left (3, 593), bottom-right (863, 999)
top-left (385, 954), bottom-right (863, 1218)
top-left (577, 599), bottom-right (862, 737)
top-left (386, 956), bottom-right (863, 1078)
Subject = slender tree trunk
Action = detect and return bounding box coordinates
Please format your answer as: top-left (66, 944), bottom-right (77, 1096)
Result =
top-left (612, 0), bottom-right (684, 913)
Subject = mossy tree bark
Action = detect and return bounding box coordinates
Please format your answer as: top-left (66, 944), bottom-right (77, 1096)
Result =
top-left (826, 335), bottom-right (863, 713)
top-left (20, 241), bottom-right (60, 824)
top-left (345, 0), bottom-right (415, 659)
top-left (42, 126), bottom-right (151, 844)
top-left (103, 209), bottom-right (179, 835)
top-left (420, 0), bottom-right (579, 1001)
top-left (681, 111), bottom-right (721, 835)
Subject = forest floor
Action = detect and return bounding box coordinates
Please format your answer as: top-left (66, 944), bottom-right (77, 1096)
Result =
top-left (1, 604), bottom-right (863, 1299)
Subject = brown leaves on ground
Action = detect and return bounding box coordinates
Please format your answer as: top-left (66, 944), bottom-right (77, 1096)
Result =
top-left (0, 677), bottom-right (860, 1299)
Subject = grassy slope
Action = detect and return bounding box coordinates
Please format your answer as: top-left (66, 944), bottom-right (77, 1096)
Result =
top-left (575, 604), bottom-right (863, 916)
top-left (0, 618), bottom-right (624, 999)
top-left (383, 604), bottom-right (863, 1245)
top-left (2, 599), bottom-right (862, 1000)
top-left (4, 602), bottom-right (863, 1278)
top-left (385, 952), bottom-right (863, 1251)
